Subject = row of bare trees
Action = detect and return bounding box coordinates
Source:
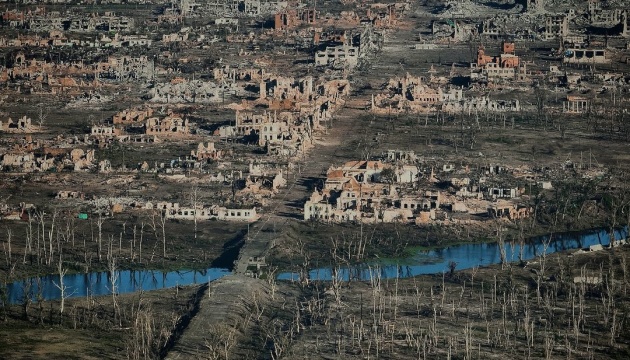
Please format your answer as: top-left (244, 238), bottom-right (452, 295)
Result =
top-left (1, 206), bottom-right (173, 279)
top-left (264, 249), bottom-right (630, 359)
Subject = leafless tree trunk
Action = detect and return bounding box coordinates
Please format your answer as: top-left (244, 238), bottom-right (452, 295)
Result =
top-left (52, 255), bottom-right (69, 319)
top-left (496, 223), bottom-right (507, 269)
top-left (159, 211), bottom-right (167, 259)
top-left (23, 212), bottom-right (33, 264)
top-left (3, 228), bottom-right (11, 266)
top-left (189, 184), bottom-right (200, 240)
top-left (37, 106), bottom-right (49, 129)
top-left (36, 210), bottom-right (45, 265)
top-left (96, 210), bottom-right (106, 262)
top-left (109, 256), bottom-right (120, 326)
top-left (139, 222), bottom-right (144, 264)
top-left (47, 208), bottom-right (58, 265)
top-left (204, 323), bottom-right (239, 360)
top-left (35, 277), bottom-right (44, 324)
top-left (21, 280), bottom-right (32, 320)
top-left (0, 281), bottom-right (7, 322)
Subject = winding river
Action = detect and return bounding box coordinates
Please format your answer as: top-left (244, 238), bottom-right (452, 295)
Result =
top-left (4, 227), bottom-right (627, 304)
top-left (277, 227), bottom-right (628, 281)
top-left (5, 267), bottom-right (230, 304)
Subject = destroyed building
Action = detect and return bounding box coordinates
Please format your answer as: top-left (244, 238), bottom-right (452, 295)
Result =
top-left (148, 79), bottom-right (236, 103)
top-left (96, 56), bottom-right (155, 80)
top-left (563, 96), bottom-right (590, 113)
top-left (0, 116), bottom-right (36, 133)
top-left (274, 7), bottom-right (315, 30)
top-left (315, 44), bottom-right (359, 68)
top-left (544, 14), bottom-right (569, 40)
top-left (371, 73), bottom-right (463, 114)
top-left (145, 115), bottom-right (190, 136)
top-left (304, 160), bottom-right (443, 224)
top-left (563, 48), bottom-right (608, 64)
top-left (112, 107), bottom-right (154, 125)
top-left (190, 142), bottom-right (223, 161)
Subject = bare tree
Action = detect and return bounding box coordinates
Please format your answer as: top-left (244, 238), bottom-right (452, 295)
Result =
top-left (159, 211), bottom-right (167, 259)
top-left (95, 208), bottom-right (106, 262)
top-left (52, 255), bottom-right (71, 320)
top-left (23, 212), bottom-right (34, 264)
top-left (189, 184), bottom-right (200, 241)
top-left (108, 256), bottom-right (120, 325)
top-left (35, 277), bottom-right (44, 324)
top-left (47, 208), bottom-right (58, 265)
top-left (36, 106), bottom-right (49, 130)
top-left (21, 280), bottom-right (32, 320)
top-left (3, 227), bottom-right (11, 265)
top-left (204, 323), bottom-right (239, 360)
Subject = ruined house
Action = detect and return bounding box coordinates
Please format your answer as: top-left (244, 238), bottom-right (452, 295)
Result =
top-left (213, 65), bottom-right (265, 82)
top-left (69, 148), bottom-right (96, 171)
top-left (239, 164), bottom-right (286, 197)
top-left (441, 97), bottom-right (521, 114)
top-left (191, 142), bottom-right (223, 161)
top-left (371, 73), bottom-right (463, 114)
top-left (1, 152), bottom-right (54, 172)
top-left (56, 191), bottom-right (85, 200)
top-left (525, 0), bottom-right (545, 12)
top-left (148, 79), bottom-right (232, 103)
top-left (386, 150), bottom-right (417, 163)
top-left (96, 56), bottom-right (154, 80)
top-left (112, 107), bottom-right (154, 124)
top-left (162, 32), bottom-right (189, 43)
top-left (544, 14), bottom-right (569, 40)
top-left (145, 115), bottom-right (190, 136)
top-left (204, 0), bottom-right (288, 16)
top-left (563, 49), bottom-right (608, 64)
top-left (587, 1), bottom-right (625, 26)
top-left (303, 162), bottom-right (442, 224)
top-left (488, 202), bottom-right (530, 220)
top-left (91, 125), bottom-right (122, 136)
top-left (363, 3), bottom-right (405, 28)
top-left (313, 29), bottom-right (346, 45)
top-left (487, 187), bottom-right (521, 199)
top-left (0, 116), bottom-right (36, 133)
top-left (563, 96), bottom-right (590, 113)
top-left (471, 43), bottom-right (522, 80)
top-left (155, 202), bottom-right (259, 222)
top-left (315, 44), bottom-right (359, 68)
top-left (274, 7), bottom-right (315, 30)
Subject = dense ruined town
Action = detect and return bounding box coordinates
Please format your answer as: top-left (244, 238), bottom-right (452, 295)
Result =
top-left (2, 0), bottom-right (630, 359)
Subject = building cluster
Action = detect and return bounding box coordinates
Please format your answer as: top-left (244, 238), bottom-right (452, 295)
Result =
top-left (3, 10), bottom-right (135, 32)
top-left (0, 0), bottom-right (627, 231)
top-left (371, 72), bottom-right (521, 114)
top-left (0, 137), bottom-right (96, 172)
top-left (304, 151), bottom-right (540, 225)
top-left (215, 74), bottom-right (351, 158)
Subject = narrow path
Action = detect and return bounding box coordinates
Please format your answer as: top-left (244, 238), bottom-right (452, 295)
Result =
top-left (164, 275), bottom-right (266, 359)
top-left (233, 104), bottom-right (372, 275)
top-left (165, 28), bottom-right (388, 359)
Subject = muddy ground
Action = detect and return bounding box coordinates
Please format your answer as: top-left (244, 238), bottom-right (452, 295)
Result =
top-left (0, 285), bottom-right (202, 359)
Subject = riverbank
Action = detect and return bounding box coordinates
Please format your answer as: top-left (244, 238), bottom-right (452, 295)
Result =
top-left (276, 226), bottom-right (628, 281)
top-left (0, 217), bottom-right (247, 285)
top-left (266, 216), bottom-right (625, 273)
top-left (2, 226), bottom-right (629, 359)
top-left (163, 242), bottom-right (630, 359)
top-left (0, 284), bottom-right (204, 360)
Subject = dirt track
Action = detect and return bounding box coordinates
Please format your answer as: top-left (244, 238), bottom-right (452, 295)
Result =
top-left (165, 275), bottom-right (268, 359)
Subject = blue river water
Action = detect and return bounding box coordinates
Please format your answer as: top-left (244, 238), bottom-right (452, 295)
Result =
top-left (277, 227), bottom-right (628, 281)
top-left (6, 267), bottom-right (230, 304)
top-left (4, 227), bottom-right (627, 304)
